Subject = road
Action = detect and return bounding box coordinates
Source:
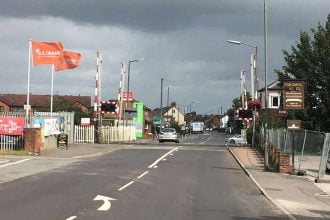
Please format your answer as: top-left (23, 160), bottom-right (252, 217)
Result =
top-left (0, 132), bottom-right (288, 220)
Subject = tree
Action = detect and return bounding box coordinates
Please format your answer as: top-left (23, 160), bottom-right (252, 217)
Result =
top-left (53, 96), bottom-right (91, 125)
top-left (277, 14), bottom-right (330, 132)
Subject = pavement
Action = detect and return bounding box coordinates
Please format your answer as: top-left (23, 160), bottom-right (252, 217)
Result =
top-left (229, 146), bottom-right (330, 220)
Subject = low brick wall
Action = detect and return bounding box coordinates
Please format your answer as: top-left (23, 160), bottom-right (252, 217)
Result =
top-left (24, 128), bottom-right (42, 155)
top-left (267, 145), bottom-right (292, 173)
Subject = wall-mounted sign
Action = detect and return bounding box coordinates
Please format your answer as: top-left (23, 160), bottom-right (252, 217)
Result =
top-left (81, 118), bottom-right (90, 126)
top-left (0, 118), bottom-right (24, 135)
top-left (287, 120), bottom-right (301, 130)
top-left (283, 80), bottom-right (304, 109)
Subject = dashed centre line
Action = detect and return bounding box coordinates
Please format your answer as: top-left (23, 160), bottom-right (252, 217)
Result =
top-left (137, 171), bottom-right (149, 179)
top-left (148, 146), bottom-right (179, 169)
top-left (118, 181), bottom-right (135, 191)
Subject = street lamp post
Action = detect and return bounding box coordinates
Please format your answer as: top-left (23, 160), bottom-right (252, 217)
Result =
top-left (227, 39), bottom-right (258, 149)
top-left (125, 58), bottom-right (143, 126)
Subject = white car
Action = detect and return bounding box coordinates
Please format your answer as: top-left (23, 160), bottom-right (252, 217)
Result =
top-left (158, 128), bottom-right (179, 143)
top-left (225, 135), bottom-right (242, 145)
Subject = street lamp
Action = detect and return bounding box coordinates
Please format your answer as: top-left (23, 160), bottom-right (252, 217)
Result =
top-left (127, 58), bottom-right (144, 95)
top-left (125, 58), bottom-right (143, 127)
top-left (227, 39), bottom-right (258, 149)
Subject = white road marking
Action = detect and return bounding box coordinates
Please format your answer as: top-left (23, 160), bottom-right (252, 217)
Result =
top-left (148, 147), bottom-right (179, 168)
top-left (137, 171), bottom-right (149, 179)
top-left (93, 195), bottom-right (116, 211)
top-left (0, 159), bottom-right (9, 164)
top-left (118, 181), bottom-right (135, 191)
top-left (154, 166), bottom-right (158, 168)
top-left (0, 158), bottom-right (31, 168)
top-left (200, 135), bottom-right (213, 144)
top-left (163, 158), bottom-right (167, 161)
top-left (169, 154), bottom-right (173, 156)
top-left (66, 216), bottom-right (77, 220)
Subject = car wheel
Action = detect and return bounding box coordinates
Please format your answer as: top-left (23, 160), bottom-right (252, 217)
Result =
top-left (230, 140), bottom-right (235, 144)
top-left (175, 140), bottom-right (179, 143)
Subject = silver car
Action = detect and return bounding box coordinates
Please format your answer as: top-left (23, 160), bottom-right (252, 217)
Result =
top-left (158, 128), bottom-right (179, 143)
top-left (225, 135), bottom-right (242, 145)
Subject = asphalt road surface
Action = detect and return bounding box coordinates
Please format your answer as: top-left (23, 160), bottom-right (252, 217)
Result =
top-left (0, 132), bottom-right (288, 220)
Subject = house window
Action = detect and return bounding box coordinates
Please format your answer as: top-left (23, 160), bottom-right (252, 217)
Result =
top-left (270, 95), bottom-right (280, 108)
top-left (172, 109), bottom-right (175, 114)
top-left (0, 106), bottom-right (3, 112)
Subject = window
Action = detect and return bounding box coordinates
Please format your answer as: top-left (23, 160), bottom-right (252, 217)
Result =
top-left (172, 109), bottom-right (175, 114)
top-left (270, 95), bottom-right (280, 108)
top-left (0, 106), bottom-right (4, 112)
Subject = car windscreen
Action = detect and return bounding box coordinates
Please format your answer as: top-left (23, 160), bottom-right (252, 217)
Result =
top-left (162, 128), bottom-right (175, 133)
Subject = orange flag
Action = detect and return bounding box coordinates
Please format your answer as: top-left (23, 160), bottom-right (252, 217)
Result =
top-left (31, 41), bottom-right (64, 66)
top-left (54, 51), bottom-right (81, 72)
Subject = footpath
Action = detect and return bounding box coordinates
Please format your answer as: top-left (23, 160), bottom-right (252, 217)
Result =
top-left (229, 146), bottom-right (330, 220)
top-left (0, 144), bottom-right (124, 184)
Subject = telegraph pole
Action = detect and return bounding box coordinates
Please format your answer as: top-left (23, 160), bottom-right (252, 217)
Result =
top-left (160, 78), bottom-right (164, 128)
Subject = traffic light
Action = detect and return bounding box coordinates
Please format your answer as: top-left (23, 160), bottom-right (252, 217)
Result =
top-left (101, 101), bottom-right (117, 113)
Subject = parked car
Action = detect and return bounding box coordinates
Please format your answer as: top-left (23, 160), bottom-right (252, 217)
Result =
top-left (158, 128), bottom-right (179, 143)
top-left (225, 135), bottom-right (242, 145)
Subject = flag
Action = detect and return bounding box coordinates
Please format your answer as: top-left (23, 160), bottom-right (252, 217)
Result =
top-left (54, 51), bottom-right (81, 72)
top-left (31, 41), bottom-right (64, 66)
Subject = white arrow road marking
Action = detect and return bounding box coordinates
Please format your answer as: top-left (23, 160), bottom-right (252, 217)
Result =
top-left (93, 195), bottom-right (116, 211)
top-left (65, 216), bottom-right (77, 220)
top-left (148, 147), bottom-right (179, 168)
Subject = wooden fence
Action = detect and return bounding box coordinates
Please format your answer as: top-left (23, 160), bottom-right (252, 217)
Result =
top-left (74, 125), bottom-right (95, 144)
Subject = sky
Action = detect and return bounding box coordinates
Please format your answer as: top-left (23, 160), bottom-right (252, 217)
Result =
top-left (0, 0), bottom-right (329, 115)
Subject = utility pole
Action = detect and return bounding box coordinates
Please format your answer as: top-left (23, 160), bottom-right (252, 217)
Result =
top-left (264, 0), bottom-right (269, 168)
top-left (160, 78), bottom-right (164, 128)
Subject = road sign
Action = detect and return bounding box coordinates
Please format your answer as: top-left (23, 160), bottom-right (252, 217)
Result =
top-left (283, 80), bottom-right (304, 109)
top-left (123, 92), bottom-right (133, 101)
top-left (152, 117), bottom-right (162, 125)
top-left (287, 120), bottom-right (301, 130)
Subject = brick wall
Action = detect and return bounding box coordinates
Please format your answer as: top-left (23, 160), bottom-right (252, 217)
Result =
top-left (267, 145), bottom-right (292, 173)
top-left (24, 128), bottom-right (42, 155)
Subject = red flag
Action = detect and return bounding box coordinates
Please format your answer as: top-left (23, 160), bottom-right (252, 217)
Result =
top-left (54, 51), bottom-right (81, 72)
top-left (31, 41), bottom-right (64, 66)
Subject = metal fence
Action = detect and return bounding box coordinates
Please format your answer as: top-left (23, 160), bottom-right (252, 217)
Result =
top-left (265, 128), bottom-right (330, 181)
top-left (0, 112), bottom-right (75, 151)
top-left (0, 135), bottom-right (24, 151)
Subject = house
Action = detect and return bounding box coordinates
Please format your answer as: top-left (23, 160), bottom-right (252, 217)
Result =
top-left (151, 102), bottom-right (185, 126)
top-left (258, 81), bottom-right (282, 109)
top-left (0, 94), bottom-right (91, 113)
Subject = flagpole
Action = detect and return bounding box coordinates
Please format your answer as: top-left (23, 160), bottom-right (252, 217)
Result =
top-left (26, 40), bottom-right (32, 127)
top-left (50, 64), bottom-right (54, 118)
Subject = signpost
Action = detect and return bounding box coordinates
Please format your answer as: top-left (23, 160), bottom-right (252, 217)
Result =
top-left (283, 80), bottom-right (305, 172)
top-left (283, 81), bottom-right (304, 109)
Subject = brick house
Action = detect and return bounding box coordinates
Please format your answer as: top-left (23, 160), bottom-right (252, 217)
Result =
top-left (0, 94), bottom-right (91, 113)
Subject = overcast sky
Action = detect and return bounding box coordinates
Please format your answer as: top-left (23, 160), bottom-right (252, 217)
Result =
top-left (0, 0), bottom-right (329, 114)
